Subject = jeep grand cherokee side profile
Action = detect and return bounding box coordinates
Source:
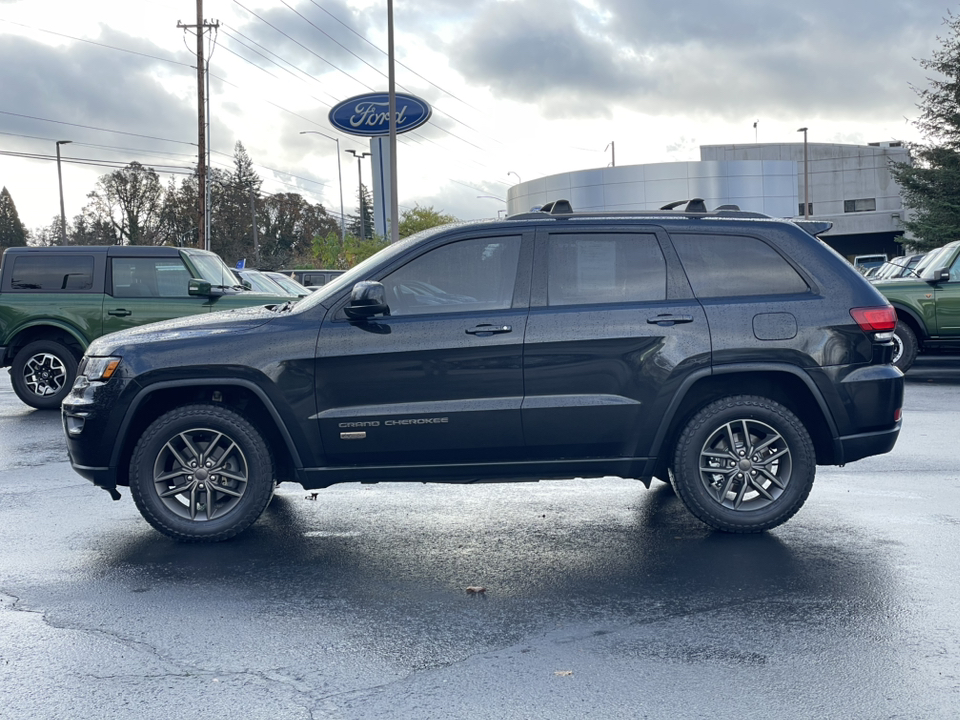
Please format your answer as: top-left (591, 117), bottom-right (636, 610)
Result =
top-left (62, 203), bottom-right (903, 541)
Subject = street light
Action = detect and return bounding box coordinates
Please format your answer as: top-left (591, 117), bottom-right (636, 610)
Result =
top-left (605, 141), bottom-right (616, 167)
top-left (55, 140), bottom-right (72, 245)
top-left (301, 131), bottom-right (346, 244)
top-left (507, 171), bottom-right (521, 184)
top-left (797, 127), bottom-right (809, 219)
top-left (345, 149), bottom-right (371, 240)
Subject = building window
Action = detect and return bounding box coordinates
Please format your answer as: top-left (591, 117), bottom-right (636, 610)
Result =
top-left (798, 202), bottom-right (813, 216)
top-left (844, 198), bottom-right (877, 213)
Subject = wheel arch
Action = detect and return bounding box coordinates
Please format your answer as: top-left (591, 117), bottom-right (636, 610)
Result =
top-left (891, 303), bottom-right (928, 343)
top-left (3, 322), bottom-right (88, 365)
top-left (651, 365), bottom-right (839, 479)
top-left (110, 379), bottom-right (305, 488)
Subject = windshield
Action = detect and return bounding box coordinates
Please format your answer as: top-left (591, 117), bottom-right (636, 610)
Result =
top-left (182, 249), bottom-right (242, 288)
top-left (265, 272), bottom-right (310, 295)
top-left (240, 270), bottom-right (286, 295)
top-left (918, 245), bottom-right (957, 280)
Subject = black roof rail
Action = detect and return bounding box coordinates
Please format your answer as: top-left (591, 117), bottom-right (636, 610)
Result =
top-left (505, 198), bottom-right (769, 220)
top-left (538, 199), bottom-right (574, 215)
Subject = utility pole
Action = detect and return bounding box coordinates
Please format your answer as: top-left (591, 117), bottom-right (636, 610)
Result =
top-left (178, 2), bottom-right (219, 251)
top-left (249, 186), bottom-right (259, 267)
top-left (387, 0), bottom-right (399, 244)
top-left (605, 141), bottom-right (616, 167)
top-left (55, 140), bottom-right (72, 245)
top-left (797, 127), bottom-right (810, 219)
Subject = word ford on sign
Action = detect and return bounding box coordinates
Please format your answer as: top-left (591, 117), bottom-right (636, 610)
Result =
top-left (328, 92), bottom-right (432, 137)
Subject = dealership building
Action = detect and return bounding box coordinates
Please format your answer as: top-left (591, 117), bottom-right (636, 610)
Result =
top-left (505, 141), bottom-right (912, 261)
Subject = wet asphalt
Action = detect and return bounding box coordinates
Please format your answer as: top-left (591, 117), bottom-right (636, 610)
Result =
top-left (1, 358), bottom-right (959, 719)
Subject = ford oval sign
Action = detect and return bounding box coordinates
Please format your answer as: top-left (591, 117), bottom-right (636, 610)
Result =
top-left (328, 92), bottom-right (432, 137)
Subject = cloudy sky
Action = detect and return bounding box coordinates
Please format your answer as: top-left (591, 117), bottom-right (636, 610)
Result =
top-left (0, 0), bottom-right (948, 232)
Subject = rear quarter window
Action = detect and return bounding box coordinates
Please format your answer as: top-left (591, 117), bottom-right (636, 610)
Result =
top-left (9, 255), bottom-right (96, 291)
top-left (671, 233), bottom-right (809, 298)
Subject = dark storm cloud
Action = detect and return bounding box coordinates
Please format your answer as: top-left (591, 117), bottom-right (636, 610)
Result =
top-left (0, 29), bottom-right (197, 155)
top-left (234, 0), bottom-right (386, 93)
top-left (444, 0), bottom-right (946, 120)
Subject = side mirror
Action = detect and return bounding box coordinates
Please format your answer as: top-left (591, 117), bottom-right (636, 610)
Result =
top-left (188, 278), bottom-right (212, 296)
top-left (344, 281), bottom-right (390, 319)
top-left (928, 268), bottom-right (950, 284)
top-left (241, 280), bottom-right (252, 291)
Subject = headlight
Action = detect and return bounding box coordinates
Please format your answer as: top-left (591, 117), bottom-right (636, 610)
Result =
top-left (79, 356), bottom-right (122, 382)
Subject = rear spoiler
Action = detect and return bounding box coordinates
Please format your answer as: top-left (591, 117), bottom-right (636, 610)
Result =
top-left (794, 220), bottom-right (833, 237)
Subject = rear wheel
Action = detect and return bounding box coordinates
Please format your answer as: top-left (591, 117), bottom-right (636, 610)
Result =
top-left (672, 395), bottom-right (815, 533)
top-left (11, 340), bottom-right (78, 409)
top-left (129, 404), bottom-right (275, 542)
top-left (891, 320), bottom-right (918, 373)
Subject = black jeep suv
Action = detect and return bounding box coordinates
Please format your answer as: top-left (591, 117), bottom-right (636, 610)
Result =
top-left (63, 201), bottom-right (903, 541)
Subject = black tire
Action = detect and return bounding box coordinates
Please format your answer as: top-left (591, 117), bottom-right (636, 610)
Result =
top-left (10, 340), bottom-right (78, 409)
top-left (672, 395), bottom-right (815, 533)
top-left (891, 320), bottom-right (918, 373)
top-left (129, 404), bottom-right (275, 542)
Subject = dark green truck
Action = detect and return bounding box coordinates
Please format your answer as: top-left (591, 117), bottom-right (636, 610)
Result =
top-left (0, 245), bottom-right (293, 408)
top-left (873, 240), bottom-right (960, 372)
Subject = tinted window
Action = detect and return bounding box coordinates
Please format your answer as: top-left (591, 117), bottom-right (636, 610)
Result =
top-left (112, 258), bottom-right (192, 298)
top-left (672, 234), bottom-right (808, 297)
top-left (547, 233), bottom-right (665, 306)
top-left (382, 236), bottom-right (521, 316)
top-left (11, 255), bottom-right (94, 291)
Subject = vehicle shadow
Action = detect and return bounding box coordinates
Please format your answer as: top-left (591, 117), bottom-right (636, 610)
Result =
top-left (94, 481), bottom-right (894, 657)
top-left (905, 355), bottom-right (960, 385)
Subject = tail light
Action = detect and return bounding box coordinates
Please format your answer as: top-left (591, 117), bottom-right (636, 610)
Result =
top-left (850, 306), bottom-right (897, 333)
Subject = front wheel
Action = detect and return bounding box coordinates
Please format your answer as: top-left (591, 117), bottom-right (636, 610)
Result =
top-left (129, 404), bottom-right (275, 542)
top-left (11, 340), bottom-right (78, 409)
top-left (672, 395), bottom-right (815, 533)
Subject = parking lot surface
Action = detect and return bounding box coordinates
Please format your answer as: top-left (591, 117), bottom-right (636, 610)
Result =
top-left (1, 357), bottom-right (959, 719)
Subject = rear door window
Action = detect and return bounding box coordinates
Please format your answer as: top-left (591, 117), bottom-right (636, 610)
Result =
top-left (546, 232), bottom-right (666, 305)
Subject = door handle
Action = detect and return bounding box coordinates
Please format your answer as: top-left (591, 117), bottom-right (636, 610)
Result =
top-left (108, 309), bottom-right (132, 317)
top-left (466, 324), bottom-right (512, 335)
top-left (647, 314), bottom-right (693, 326)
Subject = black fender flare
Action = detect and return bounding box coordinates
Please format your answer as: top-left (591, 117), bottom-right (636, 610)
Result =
top-left (890, 302), bottom-right (929, 341)
top-left (648, 362), bottom-right (841, 465)
top-left (108, 377), bottom-right (307, 474)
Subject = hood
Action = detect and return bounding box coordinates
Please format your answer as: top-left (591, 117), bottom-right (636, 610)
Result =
top-left (87, 304), bottom-right (282, 356)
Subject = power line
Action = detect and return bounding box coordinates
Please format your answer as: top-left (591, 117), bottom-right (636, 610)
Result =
top-left (0, 110), bottom-right (197, 146)
top-left (304, 0), bottom-right (482, 115)
top-left (0, 18), bottom-right (194, 68)
top-left (0, 149), bottom-right (194, 174)
top-left (231, 0), bottom-right (375, 93)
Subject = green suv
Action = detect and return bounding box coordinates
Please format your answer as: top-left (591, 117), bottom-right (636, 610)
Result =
top-left (872, 240), bottom-right (960, 371)
top-left (0, 245), bottom-right (294, 409)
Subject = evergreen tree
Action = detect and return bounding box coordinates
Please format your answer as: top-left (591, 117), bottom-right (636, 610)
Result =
top-left (347, 184), bottom-right (375, 240)
top-left (0, 186), bottom-right (28, 250)
top-left (891, 13), bottom-right (960, 252)
top-left (212, 142), bottom-right (263, 265)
